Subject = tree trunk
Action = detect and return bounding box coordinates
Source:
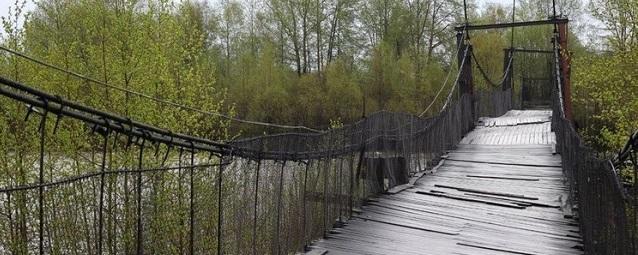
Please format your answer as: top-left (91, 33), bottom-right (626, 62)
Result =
top-left (327, 0), bottom-right (341, 64)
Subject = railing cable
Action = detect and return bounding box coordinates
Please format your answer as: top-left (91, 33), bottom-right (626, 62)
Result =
top-left (441, 44), bottom-right (471, 112)
top-left (418, 30), bottom-right (468, 117)
top-left (0, 45), bottom-right (322, 133)
top-left (471, 50), bottom-right (514, 87)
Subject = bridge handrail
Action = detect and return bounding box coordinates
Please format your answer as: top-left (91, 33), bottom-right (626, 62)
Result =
top-left (550, 32), bottom-right (637, 254)
top-left (0, 30), bottom-right (515, 254)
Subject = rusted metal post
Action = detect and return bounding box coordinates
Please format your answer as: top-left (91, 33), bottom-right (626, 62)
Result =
top-left (464, 47), bottom-right (474, 97)
top-left (557, 21), bottom-right (573, 122)
top-left (456, 32), bottom-right (464, 74)
top-left (457, 31), bottom-right (474, 119)
top-left (456, 33), bottom-right (473, 96)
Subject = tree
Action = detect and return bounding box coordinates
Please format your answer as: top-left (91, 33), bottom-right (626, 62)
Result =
top-left (573, 50), bottom-right (638, 150)
top-left (590, 0), bottom-right (637, 51)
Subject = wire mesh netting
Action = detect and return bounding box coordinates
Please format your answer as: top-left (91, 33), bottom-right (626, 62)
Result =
top-left (4, 33), bottom-right (635, 255)
top-left (550, 34), bottom-right (638, 255)
top-left (0, 60), bottom-right (494, 254)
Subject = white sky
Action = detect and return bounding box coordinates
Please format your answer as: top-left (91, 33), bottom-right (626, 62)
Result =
top-left (0, 0), bottom-right (35, 35)
top-left (478, 0), bottom-right (514, 8)
top-left (0, 0), bottom-right (18, 20)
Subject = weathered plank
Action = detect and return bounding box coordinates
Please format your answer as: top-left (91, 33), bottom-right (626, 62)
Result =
top-left (305, 110), bottom-right (583, 255)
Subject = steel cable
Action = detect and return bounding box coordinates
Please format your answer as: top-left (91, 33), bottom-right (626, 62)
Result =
top-left (0, 46), bottom-right (322, 133)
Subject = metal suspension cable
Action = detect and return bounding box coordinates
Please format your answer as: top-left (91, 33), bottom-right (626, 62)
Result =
top-left (440, 44), bottom-right (471, 112)
top-left (0, 163), bottom-right (225, 193)
top-left (502, 54), bottom-right (514, 81)
top-left (418, 30), bottom-right (468, 117)
top-left (471, 50), bottom-right (514, 87)
top-left (615, 130), bottom-right (638, 167)
top-left (472, 0), bottom-right (516, 88)
top-left (0, 75), bottom-right (239, 153)
top-left (552, 34), bottom-right (565, 117)
top-left (0, 45), bottom-right (322, 133)
top-left (463, 0), bottom-right (469, 29)
top-left (511, 0), bottom-right (516, 47)
top-left (431, 0), bottom-right (471, 115)
top-left (419, 0), bottom-right (470, 117)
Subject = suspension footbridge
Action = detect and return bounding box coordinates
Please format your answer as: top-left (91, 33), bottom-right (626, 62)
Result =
top-left (0, 15), bottom-right (635, 255)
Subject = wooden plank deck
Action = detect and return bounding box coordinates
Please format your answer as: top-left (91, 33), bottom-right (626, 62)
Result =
top-left (306, 110), bottom-right (583, 255)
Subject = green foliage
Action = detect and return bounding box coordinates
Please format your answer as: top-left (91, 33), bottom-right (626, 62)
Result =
top-left (0, 1), bottom-right (233, 252)
top-left (471, 30), bottom-right (506, 90)
top-left (570, 0), bottom-right (637, 152)
top-left (572, 50), bottom-right (638, 151)
top-left (590, 0), bottom-right (638, 51)
top-left (325, 58), bottom-right (363, 119)
top-left (4, 0), bottom-right (637, 253)
top-left (1, 0), bottom-right (230, 140)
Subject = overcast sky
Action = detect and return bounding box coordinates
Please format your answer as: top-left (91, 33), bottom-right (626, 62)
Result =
top-left (0, 0), bottom-right (34, 32)
top-left (477, 0), bottom-right (514, 8)
top-left (0, 0), bottom-right (516, 23)
top-left (0, 0), bottom-right (532, 28)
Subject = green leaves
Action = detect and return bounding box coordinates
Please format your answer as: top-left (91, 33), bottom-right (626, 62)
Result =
top-left (573, 49), bottom-right (638, 151)
top-left (0, 0), bottom-right (230, 141)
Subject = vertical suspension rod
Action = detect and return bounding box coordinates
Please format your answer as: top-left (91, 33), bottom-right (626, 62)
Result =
top-left (38, 108), bottom-right (48, 255)
top-left (275, 161), bottom-right (286, 254)
top-left (136, 140), bottom-right (145, 255)
top-left (252, 157), bottom-right (261, 255)
top-left (98, 131), bottom-right (109, 255)
top-left (190, 147), bottom-right (195, 255)
top-left (217, 154), bottom-right (226, 255)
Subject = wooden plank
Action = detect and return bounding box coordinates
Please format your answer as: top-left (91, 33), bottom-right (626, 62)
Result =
top-left (351, 215), bottom-right (460, 235)
top-left (456, 242), bottom-right (538, 255)
top-left (433, 184), bottom-right (540, 200)
top-left (466, 175), bottom-right (540, 181)
top-left (415, 190), bottom-right (527, 209)
top-left (306, 110), bottom-right (583, 255)
top-left (302, 247), bottom-right (329, 255)
top-left (386, 183), bottom-right (413, 194)
top-left (464, 193), bottom-right (561, 208)
top-left (445, 158), bottom-right (561, 168)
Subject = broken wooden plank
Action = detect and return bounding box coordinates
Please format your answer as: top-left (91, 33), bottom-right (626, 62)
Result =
top-left (445, 158), bottom-right (560, 168)
top-left (466, 175), bottom-right (540, 181)
top-left (352, 215), bottom-right (460, 236)
top-left (434, 184), bottom-right (540, 200)
top-left (415, 190), bottom-right (526, 209)
top-left (456, 242), bottom-right (538, 255)
top-left (301, 247), bottom-right (329, 255)
top-left (386, 183), bottom-right (414, 194)
top-left (464, 193), bottom-right (560, 208)
top-left (307, 110), bottom-right (582, 255)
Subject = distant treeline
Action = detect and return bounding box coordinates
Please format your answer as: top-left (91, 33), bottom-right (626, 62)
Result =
top-left (0, 0), bottom-right (635, 150)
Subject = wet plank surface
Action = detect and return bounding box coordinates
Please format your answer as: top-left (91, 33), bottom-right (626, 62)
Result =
top-left (306, 110), bottom-right (583, 255)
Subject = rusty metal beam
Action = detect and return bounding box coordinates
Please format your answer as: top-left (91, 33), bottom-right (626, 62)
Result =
top-left (455, 18), bottom-right (568, 31)
top-left (509, 48), bottom-right (553, 54)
